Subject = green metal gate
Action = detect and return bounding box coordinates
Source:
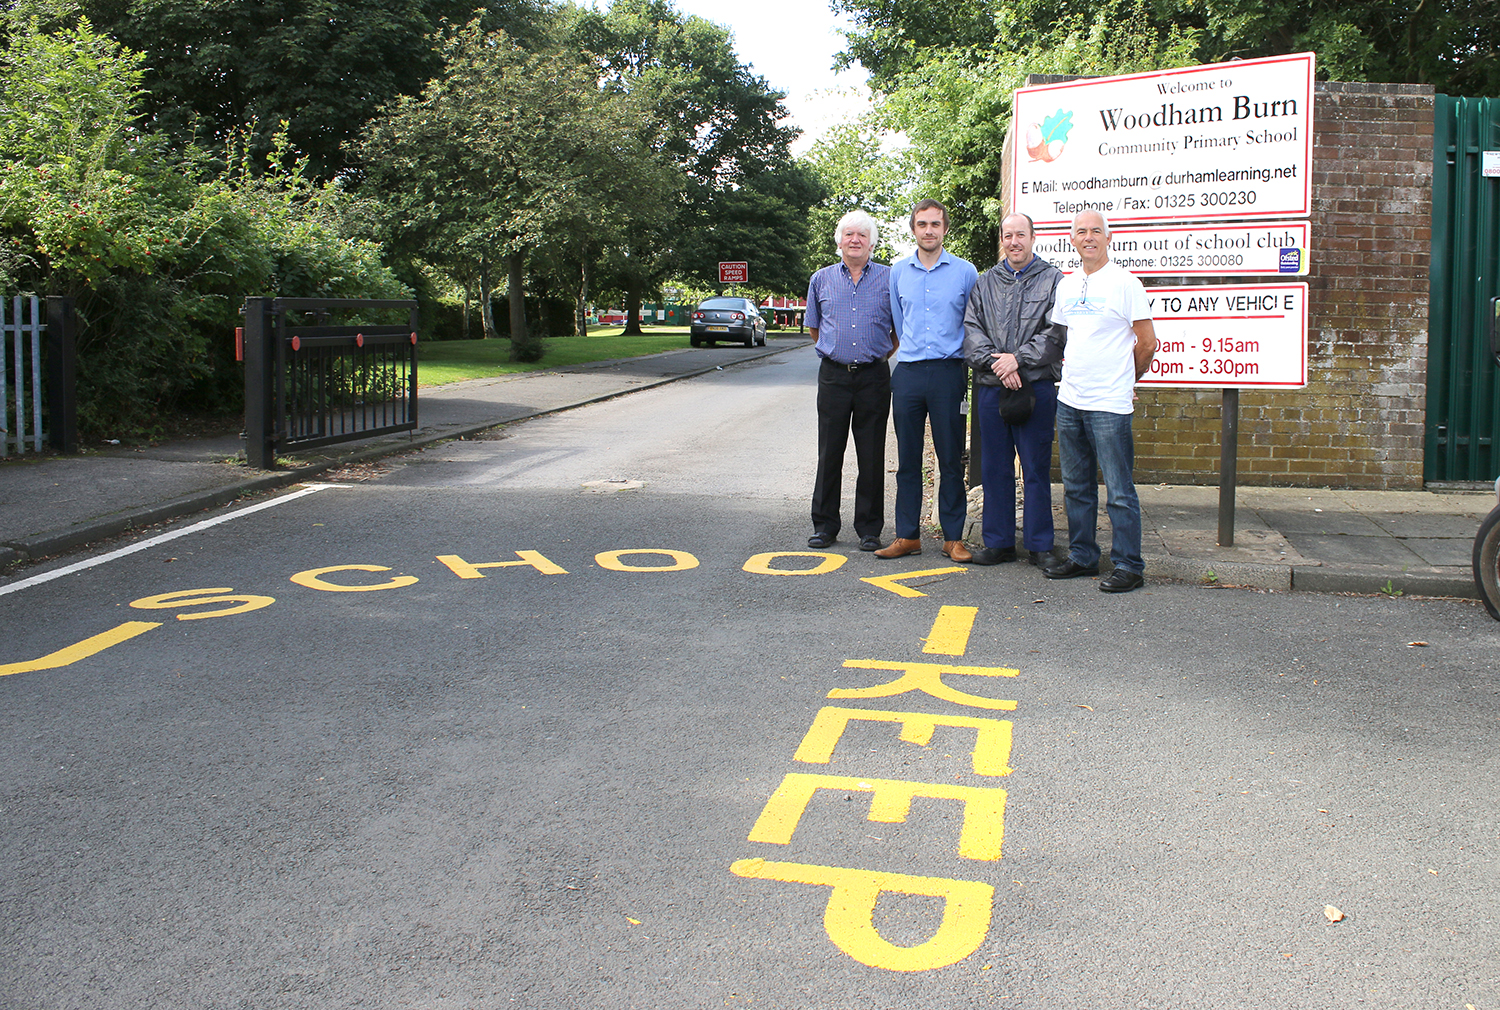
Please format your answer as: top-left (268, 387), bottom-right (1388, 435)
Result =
top-left (1427, 94), bottom-right (1500, 484)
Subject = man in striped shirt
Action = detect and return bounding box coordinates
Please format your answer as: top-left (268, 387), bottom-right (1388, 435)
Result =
top-left (805, 209), bottom-right (898, 552)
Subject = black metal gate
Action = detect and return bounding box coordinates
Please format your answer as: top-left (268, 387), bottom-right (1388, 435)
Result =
top-left (242, 297), bottom-right (419, 468)
top-left (1427, 94), bottom-right (1500, 485)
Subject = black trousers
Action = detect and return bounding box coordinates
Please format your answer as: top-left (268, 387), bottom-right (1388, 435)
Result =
top-left (812, 358), bottom-right (890, 538)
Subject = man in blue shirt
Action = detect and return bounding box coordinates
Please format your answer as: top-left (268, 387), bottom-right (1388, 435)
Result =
top-left (805, 209), bottom-right (897, 551)
top-left (876, 199), bottom-right (979, 561)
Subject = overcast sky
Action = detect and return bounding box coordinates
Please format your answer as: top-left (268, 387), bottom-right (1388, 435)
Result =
top-left (583, 0), bottom-right (874, 152)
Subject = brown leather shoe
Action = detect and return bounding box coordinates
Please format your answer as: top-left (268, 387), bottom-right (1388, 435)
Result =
top-left (942, 540), bottom-right (973, 562)
top-left (874, 537), bottom-right (922, 559)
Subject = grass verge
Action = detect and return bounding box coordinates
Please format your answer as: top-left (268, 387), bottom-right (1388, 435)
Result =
top-left (419, 327), bottom-right (692, 386)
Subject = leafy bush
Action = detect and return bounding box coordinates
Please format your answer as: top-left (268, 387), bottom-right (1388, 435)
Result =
top-left (0, 15), bottom-right (405, 437)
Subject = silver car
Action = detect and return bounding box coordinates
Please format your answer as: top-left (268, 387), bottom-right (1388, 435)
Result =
top-left (690, 297), bottom-right (767, 348)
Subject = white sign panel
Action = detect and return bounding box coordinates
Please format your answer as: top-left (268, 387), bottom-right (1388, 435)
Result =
top-left (1013, 53), bottom-right (1315, 228)
top-left (1036, 221), bottom-right (1309, 276)
top-left (1139, 283), bottom-right (1307, 389)
top-left (1483, 151), bottom-right (1500, 178)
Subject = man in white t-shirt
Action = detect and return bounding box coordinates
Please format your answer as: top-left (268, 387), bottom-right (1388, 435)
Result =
top-left (1044, 210), bottom-right (1157, 593)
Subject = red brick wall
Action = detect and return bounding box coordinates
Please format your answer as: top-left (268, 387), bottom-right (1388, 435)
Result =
top-left (1131, 82), bottom-right (1435, 489)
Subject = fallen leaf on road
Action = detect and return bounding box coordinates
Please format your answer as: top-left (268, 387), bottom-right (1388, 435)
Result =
top-left (1324, 905), bottom-right (1344, 922)
top-left (626, 917), bottom-right (641, 925)
top-left (1076, 705), bottom-right (1093, 711)
top-left (1407, 641), bottom-right (1429, 647)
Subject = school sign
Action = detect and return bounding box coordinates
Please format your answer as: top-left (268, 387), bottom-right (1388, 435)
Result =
top-left (1011, 53), bottom-right (1315, 229)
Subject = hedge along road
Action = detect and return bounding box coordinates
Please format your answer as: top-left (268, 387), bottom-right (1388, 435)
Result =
top-left (2, 349), bottom-right (1498, 1009)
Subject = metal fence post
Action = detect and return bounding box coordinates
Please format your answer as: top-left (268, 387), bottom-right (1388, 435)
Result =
top-left (44, 296), bottom-right (77, 454)
top-left (242, 297), bottom-right (274, 468)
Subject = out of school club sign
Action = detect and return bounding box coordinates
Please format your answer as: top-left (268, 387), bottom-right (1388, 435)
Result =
top-left (1011, 53), bottom-right (1315, 228)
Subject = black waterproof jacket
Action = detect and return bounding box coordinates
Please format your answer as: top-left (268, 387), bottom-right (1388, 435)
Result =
top-left (962, 257), bottom-right (1065, 386)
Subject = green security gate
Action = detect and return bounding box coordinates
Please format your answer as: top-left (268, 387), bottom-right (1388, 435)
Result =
top-left (1427, 94), bottom-right (1500, 484)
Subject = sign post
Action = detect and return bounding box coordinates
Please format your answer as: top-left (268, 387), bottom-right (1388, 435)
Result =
top-left (1137, 282), bottom-right (1308, 546)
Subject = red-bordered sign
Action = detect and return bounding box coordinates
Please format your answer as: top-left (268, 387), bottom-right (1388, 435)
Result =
top-left (1011, 53), bottom-right (1315, 228)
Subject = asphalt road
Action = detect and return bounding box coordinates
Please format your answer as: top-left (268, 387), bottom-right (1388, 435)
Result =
top-left (3, 350), bottom-right (1498, 1009)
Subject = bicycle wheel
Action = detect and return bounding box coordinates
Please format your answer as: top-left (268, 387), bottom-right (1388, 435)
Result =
top-left (1473, 505), bottom-right (1500, 620)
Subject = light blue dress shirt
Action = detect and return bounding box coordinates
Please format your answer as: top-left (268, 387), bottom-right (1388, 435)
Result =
top-left (889, 249), bottom-right (978, 363)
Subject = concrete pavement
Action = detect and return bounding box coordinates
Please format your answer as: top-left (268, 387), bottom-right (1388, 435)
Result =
top-left (1, 336), bottom-right (1493, 601)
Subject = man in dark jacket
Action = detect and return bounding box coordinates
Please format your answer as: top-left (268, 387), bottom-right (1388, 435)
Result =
top-left (961, 212), bottom-right (1066, 568)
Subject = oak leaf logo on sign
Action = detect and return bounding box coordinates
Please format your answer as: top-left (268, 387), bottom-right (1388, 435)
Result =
top-left (1025, 109), bottom-right (1073, 163)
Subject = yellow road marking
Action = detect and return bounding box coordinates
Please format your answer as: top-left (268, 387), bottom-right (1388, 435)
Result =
top-left (742, 552), bottom-right (847, 576)
top-left (923, 605), bottom-right (978, 655)
top-left (793, 706), bottom-right (1013, 776)
top-left (833, 659), bottom-right (1018, 710)
top-left (593, 549), bottom-right (700, 572)
top-left (436, 551), bottom-right (568, 577)
top-left (130, 588), bottom-right (276, 620)
top-left (729, 858), bottom-right (994, 972)
top-left (750, 772), bottom-right (1007, 860)
top-left (860, 566), bottom-right (966, 598)
top-left (0, 621), bottom-right (163, 677)
top-left (289, 565), bottom-right (419, 592)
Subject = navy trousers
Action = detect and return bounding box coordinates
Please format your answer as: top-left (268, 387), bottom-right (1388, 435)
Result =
top-left (890, 358), bottom-right (968, 540)
top-left (976, 379), bottom-right (1058, 552)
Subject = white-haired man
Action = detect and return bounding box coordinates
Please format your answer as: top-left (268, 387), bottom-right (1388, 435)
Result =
top-left (1046, 209), bottom-right (1157, 593)
top-left (805, 210), bottom-right (898, 551)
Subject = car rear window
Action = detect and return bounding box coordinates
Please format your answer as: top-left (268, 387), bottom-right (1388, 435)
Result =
top-left (699, 299), bottom-right (747, 310)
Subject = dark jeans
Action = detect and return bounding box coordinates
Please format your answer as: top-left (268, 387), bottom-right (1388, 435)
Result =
top-left (890, 358), bottom-right (968, 540)
top-left (976, 380), bottom-right (1057, 552)
top-left (812, 358), bottom-right (890, 538)
top-left (1055, 401), bottom-right (1143, 574)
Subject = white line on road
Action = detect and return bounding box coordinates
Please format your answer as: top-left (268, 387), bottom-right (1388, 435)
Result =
top-left (0, 484), bottom-right (352, 599)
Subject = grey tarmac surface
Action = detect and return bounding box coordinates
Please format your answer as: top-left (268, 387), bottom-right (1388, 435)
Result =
top-left (2, 352), bottom-right (1498, 1009)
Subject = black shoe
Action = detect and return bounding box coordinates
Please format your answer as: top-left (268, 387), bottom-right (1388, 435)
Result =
top-left (1028, 550), bottom-right (1057, 567)
top-left (858, 535), bottom-right (882, 552)
top-left (1043, 557), bottom-right (1099, 580)
top-left (808, 531), bottom-right (836, 549)
top-left (1099, 568), bottom-right (1145, 593)
top-left (969, 545), bottom-right (1017, 566)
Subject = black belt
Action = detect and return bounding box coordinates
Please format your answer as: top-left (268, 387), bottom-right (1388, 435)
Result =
top-left (823, 358), bottom-right (881, 371)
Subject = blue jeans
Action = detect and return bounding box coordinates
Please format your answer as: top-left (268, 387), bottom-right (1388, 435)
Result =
top-left (890, 359), bottom-right (967, 540)
top-left (1055, 401), bottom-right (1142, 574)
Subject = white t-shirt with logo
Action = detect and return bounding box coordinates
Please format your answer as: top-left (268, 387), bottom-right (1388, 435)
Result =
top-left (1053, 260), bottom-right (1152, 415)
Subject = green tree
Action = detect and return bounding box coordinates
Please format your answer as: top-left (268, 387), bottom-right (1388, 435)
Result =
top-left (835, 0), bottom-right (1500, 95)
top-left (674, 162), bottom-right (825, 296)
top-left (359, 20), bottom-right (665, 357)
top-left (571, 0), bottom-right (804, 331)
top-left (14, 0), bottom-right (561, 180)
top-left (799, 117), bottom-right (912, 270)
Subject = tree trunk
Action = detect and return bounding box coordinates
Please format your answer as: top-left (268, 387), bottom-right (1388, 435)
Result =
top-left (535, 273), bottom-right (551, 339)
top-left (623, 277), bottom-right (644, 335)
top-left (462, 279), bottom-right (471, 340)
top-left (575, 259), bottom-right (589, 337)
top-left (479, 256), bottom-right (498, 340)
top-left (508, 250), bottom-right (527, 343)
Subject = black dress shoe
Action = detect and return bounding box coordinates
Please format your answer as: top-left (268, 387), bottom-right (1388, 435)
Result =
top-left (858, 535), bottom-right (882, 552)
top-left (1028, 550), bottom-right (1056, 566)
top-left (969, 545), bottom-right (1017, 566)
top-left (1099, 568), bottom-right (1145, 593)
top-left (1043, 557), bottom-right (1099, 580)
top-left (808, 531), bottom-right (836, 549)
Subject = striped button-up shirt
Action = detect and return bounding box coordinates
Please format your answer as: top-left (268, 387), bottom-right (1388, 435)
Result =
top-left (806, 259), bottom-right (895, 365)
